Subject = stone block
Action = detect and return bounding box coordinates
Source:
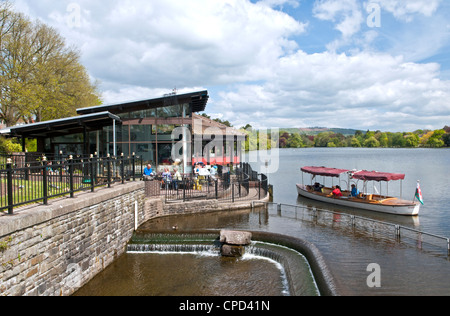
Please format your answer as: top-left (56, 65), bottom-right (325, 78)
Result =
top-left (220, 230), bottom-right (252, 246)
top-left (221, 244), bottom-right (245, 257)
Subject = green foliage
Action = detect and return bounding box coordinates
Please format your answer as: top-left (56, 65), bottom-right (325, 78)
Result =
top-left (0, 2), bottom-right (101, 127)
top-left (254, 126), bottom-right (450, 150)
top-left (0, 137), bottom-right (22, 153)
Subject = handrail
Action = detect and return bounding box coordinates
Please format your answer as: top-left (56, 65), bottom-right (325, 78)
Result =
top-left (253, 201), bottom-right (450, 257)
top-left (0, 154), bottom-right (143, 215)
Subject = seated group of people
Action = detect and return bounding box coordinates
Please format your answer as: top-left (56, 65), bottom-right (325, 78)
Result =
top-left (312, 182), bottom-right (360, 198)
top-left (143, 164), bottom-right (182, 188)
top-left (142, 163), bottom-right (219, 190)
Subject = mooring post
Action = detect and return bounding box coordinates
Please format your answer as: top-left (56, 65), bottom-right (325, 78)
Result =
top-left (395, 225), bottom-right (401, 239)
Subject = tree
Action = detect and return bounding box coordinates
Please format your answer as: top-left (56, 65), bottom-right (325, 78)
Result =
top-left (404, 133), bottom-right (419, 148)
top-left (286, 133), bottom-right (304, 148)
top-left (351, 137), bottom-right (362, 147)
top-left (363, 136), bottom-right (380, 148)
top-left (0, 3), bottom-right (101, 126)
top-left (427, 130), bottom-right (445, 148)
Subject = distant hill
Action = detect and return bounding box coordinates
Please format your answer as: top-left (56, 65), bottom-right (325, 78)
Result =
top-left (280, 127), bottom-right (361, 136)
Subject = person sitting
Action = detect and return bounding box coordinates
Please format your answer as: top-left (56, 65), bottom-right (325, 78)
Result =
top-left (313, 182), bottom-right (324, 192)
top-left (331, 185), bottom-right (343, 197)
top-left (143, 164), bottom-right (154, 180)
top-left (350, 184), bottom-right (360, 197)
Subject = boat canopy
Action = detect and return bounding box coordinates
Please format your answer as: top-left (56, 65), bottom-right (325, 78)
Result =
top-left (301, 166), bottom-right (350, 178)
top-left (351, 170), bottom-right (405, 182)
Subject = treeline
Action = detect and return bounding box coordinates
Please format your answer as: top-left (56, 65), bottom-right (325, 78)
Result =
top-left (278, 127), bottom-right (450, 148)
top-left (239, 126), bottom-right (450, 150)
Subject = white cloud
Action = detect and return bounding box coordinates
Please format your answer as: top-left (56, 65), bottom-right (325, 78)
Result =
top-left (313, 0), bottom-right (364, 51)
top-left (213, 50), bottom-right (450, 131)
top-left (13, 0), bottom-right (306, 92)
top-left (10, 0), bottom-right (450, 132)
top-left (375, 0), bottom-right (442, 21)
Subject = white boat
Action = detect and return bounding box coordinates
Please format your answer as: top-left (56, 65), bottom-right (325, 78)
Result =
top-left (296, 166), bottom-right (421, 216)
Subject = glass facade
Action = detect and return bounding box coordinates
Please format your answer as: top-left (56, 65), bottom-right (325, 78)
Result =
top-left (43, 97), bottom-right (243, 174)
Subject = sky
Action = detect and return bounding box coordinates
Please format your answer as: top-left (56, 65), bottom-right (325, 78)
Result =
top-left (11, 0), bottom-right (450, 132)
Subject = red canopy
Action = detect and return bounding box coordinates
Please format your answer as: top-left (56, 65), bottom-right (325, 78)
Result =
top-left (351, 170), bottom-right (405, 182)
top-left (301, 166), bottom-right (349, 178)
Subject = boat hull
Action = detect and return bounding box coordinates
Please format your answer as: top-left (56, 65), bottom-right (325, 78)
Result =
top-left (296, 184), bottom-right (420, 216)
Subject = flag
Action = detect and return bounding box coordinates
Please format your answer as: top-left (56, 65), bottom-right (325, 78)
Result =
top-left (415, 182), bottom-right (424, 205)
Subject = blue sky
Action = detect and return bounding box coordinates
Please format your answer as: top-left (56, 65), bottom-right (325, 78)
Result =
top-left (12, 0), bottom-right (450, 132)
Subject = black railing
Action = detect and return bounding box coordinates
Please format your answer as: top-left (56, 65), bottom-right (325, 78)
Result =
top-left (0, 154), bottom-right (144, 215)
top-left (161, 163), bottom-right (269, 203)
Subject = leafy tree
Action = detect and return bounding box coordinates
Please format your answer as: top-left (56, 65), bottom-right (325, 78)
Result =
top-left (427, 130), bottom-right (445, 148)
top-left (0, 3), bottom-right (100, 126)
top-left (404, 133), bottom-right (419, 148)
top-left (351, 137), bottom-right (362, 147)
top-left (286, 133), bottom-right (304, 148)
top-left (363, 136), bottom-right (380, 148)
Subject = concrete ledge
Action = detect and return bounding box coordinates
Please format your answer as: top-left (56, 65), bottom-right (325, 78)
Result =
top-left (0, 182), bottom-right (144, 238)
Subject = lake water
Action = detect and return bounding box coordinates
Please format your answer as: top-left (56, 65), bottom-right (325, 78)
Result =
top-left (76, 148), bottom-right (450, 296)
top-left (251, 147), bottom-right (450, 237)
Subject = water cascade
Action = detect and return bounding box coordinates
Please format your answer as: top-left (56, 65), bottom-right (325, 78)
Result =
top-left (127, 231), bottom-right (321, 296)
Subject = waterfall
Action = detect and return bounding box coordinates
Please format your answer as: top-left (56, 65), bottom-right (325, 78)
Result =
top-left (127, 243), bottom-right (219, 256)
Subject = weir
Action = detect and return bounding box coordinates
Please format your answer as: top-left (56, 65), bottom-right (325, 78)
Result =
top-left (126, 231), bottom-right (327, 296)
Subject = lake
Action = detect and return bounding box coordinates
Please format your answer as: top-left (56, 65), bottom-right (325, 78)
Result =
top-left (250, 147), bottom-right (450, 237)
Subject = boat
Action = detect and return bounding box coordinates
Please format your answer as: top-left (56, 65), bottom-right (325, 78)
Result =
top-left (296, 166), bottom-right (421, 216)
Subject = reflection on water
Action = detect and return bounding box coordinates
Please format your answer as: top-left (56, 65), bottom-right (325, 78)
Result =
top-left (74, 252), bottom-right (288, 296)
top-left (135, 206), bottom-right (450, 296)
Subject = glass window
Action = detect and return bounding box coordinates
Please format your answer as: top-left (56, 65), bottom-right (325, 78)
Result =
top-left (157, 104), bottom-right (183, 118)
top-left (131, 143), bottom-right (155, 165)
top-left (158, 143), bottom-right (173, 165)
top-left (130, 125), bottom-right (153, 142)
top-left (118, 125), bottom-right (129, 143)
top-left (52, 133), bottom-right (83, 143)
top-left (129, 108), bottom-right (156, 119)
top-left (157, 124), bottom-right (176, 135)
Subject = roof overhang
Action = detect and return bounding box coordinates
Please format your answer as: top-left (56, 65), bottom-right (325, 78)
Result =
top-left (76, 90), bottom-right (209, 115)
top-left (6, 112), bottom-right (121, 139)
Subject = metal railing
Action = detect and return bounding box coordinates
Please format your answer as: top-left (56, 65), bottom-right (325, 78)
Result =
top-left (161, 163), bottom-right (269, 203)
top-left (252, 202), bottom-right (450, 258)
top-left (0, 154), bottom-right (144, 215)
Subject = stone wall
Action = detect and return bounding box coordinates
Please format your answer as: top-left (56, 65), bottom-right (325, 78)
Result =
top-left (0, 181), bottom-right (269, 296)
top-left (0, 182), bottom-right (146, 296)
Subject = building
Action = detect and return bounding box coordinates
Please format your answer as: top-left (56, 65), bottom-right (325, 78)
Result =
top-left (2, 90), bottom-right (246, 173)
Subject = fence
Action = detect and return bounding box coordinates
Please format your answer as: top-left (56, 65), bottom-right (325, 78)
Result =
top-left (0, 154), bottom-right (144, 215)
top-left (162, 163), bottom-right (269, 203)
top-left (252, 202), bottom-right (450, 258)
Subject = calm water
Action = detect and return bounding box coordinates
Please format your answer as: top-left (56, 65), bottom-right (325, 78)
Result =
top-left (74, 252), bottom-right (290, 296)
top-left (253, 147), bottom-right (450, 237)
top-left (76, 148), bottom-right (450, 296)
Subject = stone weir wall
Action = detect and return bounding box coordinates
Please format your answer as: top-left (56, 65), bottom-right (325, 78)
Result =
top-left (0, 182), bottom-right (146, 296)
top-left (0, 182), bottom-right (268, 296)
